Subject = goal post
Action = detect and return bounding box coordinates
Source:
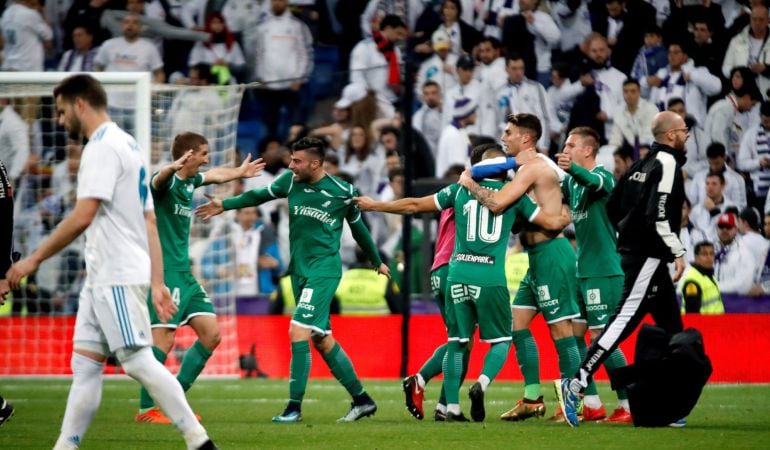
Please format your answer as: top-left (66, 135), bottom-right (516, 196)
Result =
top-left (0, 72), bottom-right (246, 377)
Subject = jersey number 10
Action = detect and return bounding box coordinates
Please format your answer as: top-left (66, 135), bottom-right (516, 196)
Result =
top-left (463, 199), bottom-right (503, 243)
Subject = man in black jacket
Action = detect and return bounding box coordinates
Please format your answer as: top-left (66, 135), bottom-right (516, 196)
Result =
top-left (556, 111), bottom-right (688, 427)
top-left (0, 159), bottom-right (16, 425)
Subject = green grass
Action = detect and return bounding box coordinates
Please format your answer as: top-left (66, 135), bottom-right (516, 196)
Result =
top-left (0, 379), bottom-right (768, 449)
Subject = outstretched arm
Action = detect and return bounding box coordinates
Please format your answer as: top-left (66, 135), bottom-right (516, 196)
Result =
top-left (201, 154), bottom-right (265, 185)
top-left (354, 194), bottom-right (439, 215)
top-left (458, 167), bottom-right (534, 214)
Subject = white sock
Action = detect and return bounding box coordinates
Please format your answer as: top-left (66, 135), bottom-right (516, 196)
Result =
top-left (56, 353), bottom-right (104, 450)
top-left (477, 375), bottom-right (491, 392)
top-left (447, 403), bottom-right (461, 415)
top-left (416, 373), bottom-right (426, 388)
top-left (119, 347), bottom-right (208, 448)
top-left (583, 395), bottom-right (602, 409)
top-left (436, 403), bottom-right (447, 414)
top-left (619, 399), bottom-right (630, 412)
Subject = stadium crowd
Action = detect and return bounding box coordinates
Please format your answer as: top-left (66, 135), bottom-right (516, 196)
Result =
top-left (2, 0), bottom-right (770, 315)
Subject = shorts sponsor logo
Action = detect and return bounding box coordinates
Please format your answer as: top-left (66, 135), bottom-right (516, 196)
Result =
top-left (297, 288), bottom-right (316, 311)
top-left (450, 284), bottom-right (481, 303)
top-left (548, 307), bottom-right (560, 315)
top-left (537, 285), bottom-right (551, 301)
top-left (302, 313), bottom-right (313, 319)
top-left (430, 275), bottom-right (441, 291)
top-left (540, 298), bottom-right (559, 307)
top-left (586, 304), bottom-right (608, 312)
top-left (586, 289), bottom-right (601, 305)
top-left (454, 253), bottom-right (495, 264)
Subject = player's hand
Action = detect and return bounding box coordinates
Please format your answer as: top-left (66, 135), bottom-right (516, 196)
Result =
top-left (458, 169), bottom-right (474, 188)
top-left (376, 263), bottom-right (391, 279)
top-left (171, 149), bottom-right (193, 171)
top-left (151, 284), bottom-right (177, 323)
top-left (239, 154), bottom-right (266, 178)
top-left (353, 196), bottom-right (378, 211)
top-left (0, 279), bottom-right (9, 304)
top-left (672, 256), bottom-right (685, 283)
top-left (556, 153), bottom-right (572, 171)
top-left (6, 256), bottom-right (39, 290)
top-left (196, 194), bottom-right (225, 220)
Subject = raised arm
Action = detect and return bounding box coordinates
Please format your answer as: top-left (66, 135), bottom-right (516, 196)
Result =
top-left (458, 167), bottom-right (534, 214)
top-left (152, 150), bottom-right (192, 190)
top-left (354, 194), bottom-right (439, 215)
top-left (557, 153), bottom-right (614, 194)
top-left (201, 154), bottom-right (265, 185)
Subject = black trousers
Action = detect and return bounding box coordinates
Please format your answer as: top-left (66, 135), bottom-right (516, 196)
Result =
top-left (574, 254), bottom-right (684, 388)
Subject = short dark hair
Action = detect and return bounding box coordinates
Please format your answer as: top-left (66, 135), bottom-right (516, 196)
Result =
top-left (172, 132), bottom-right (208, 160)
top-left (442, 0), bottom-right (463, 16)
top-left (53, 74), bottom-right (107, 109)
top-left (506, 51), bottom-right (524, 65)
top-left (388, 167), bottom-right (404, 182)
top-left (761, 100), bottom-right (770, 116)
top-left (568, 126), bottom-right (601, 155)
top-left (552, 61), bottom-right (570, 79)
top-left (191, 63), bottom-right (217, 85)
top-left (623, 78), bottom-right (640, 88)
top-left (706, 171), bottom-right (725, 185)
top-left (740, 206), bottom-right (762, 231)
top-left (507, 113), bottom-right (542, 141)
top-left (380, 125), bottom-right (400, 140)
top-left (479, 36), bottom-right (502, 49)
top-left (470, 143), bottom-right (504, 165)
top-left (706, 143), bottom-right (726, 159)
top-left (379, 14), bottom-right (406, 30)
top-left (667, 97), bottom-right (685, 109)
top-left (292, 136), bottom-right (326, 162)
top-left (694, 241), bottom-right (714, 255)
top-left (683, 195), bottom-right (692, 209)
top-left (258, 135), bottom-right (282, 155)
top-left (422, 80), bottom-right (440, 91)
top-left (614, 144), bottom-right (633, 160)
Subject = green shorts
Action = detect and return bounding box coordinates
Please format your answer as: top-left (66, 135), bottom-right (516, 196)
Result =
top-left (290, 275), bottom-right (339, 336)
top-left (431, 265), bottom-right (459, 339)
top-left (150, 271), bottom-right (215, 328)
top-left (575, 275), bottom-right (623, 329)
top-left (512, 237), bottom-right (579, 324)
top-left (448, 282), bottom-right (511, 343)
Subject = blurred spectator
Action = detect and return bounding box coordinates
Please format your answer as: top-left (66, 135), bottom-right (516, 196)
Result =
top-left (738, 206), bottom-right (769, 285)
top-left (668, 98), bottom-right (708, 179)
top-left (612, 144), bottom-right (633, 180)
top-left (415, 30), bottom-right (458, 101)
top-left (310, 86), bottom-right (358, 153)
top-left (548, 0), bottom-right (592, 68)
top-left (231, 206), bottom-right (283, 297)
top-left (680, 196), bottom-right (708, 266)
top-left (62, 0), bottom-right (110, 49)
top-left (737, 100), bottom-right (770, 209)
top-left (350, 14), bottom-right (407, 103)
top-left (714, 212), bottom-right (756, 295)
top-left (689, 172), bottom-right (736, 241)
top-left (253, 0), bottom-right (314, 137)
top-left (705, 85), bottom-right (761, 161)
top-left (473, 36), bottom-right (507, 137)
top-left (412, 81), bottom-right (444, 157)
top-left (57, 25), bottom-right (98, 72)
top-left (443, 55), bottom-right (482, 130)
top-left (436, 96), bottom-right (475, 177)
top-left (334, 249), bottom-right (400, 314)
top-left (0, 100), bottom-right (30, 184)
top-left (647, 42), bottom-right (721, 127)
top-left (414, 0), bottom-right (481, 57)
top-left (688, 143), bottom-right (748, 210)
top-left (491, 54), bottom-right (559, 152)
top-left (340, 125), bottom-right (385, 197)
top-left (689, 19), bottom-right (725, 80)
top-left (167, 64), bottom-right (224, 142)
top-left (608, 78), bottom-right (657, 154)
top-left (188, 13), bottom-right (246, 83)
top-left (223, 0), bottom-right (269, 79)
top-left (680, 241), bottom-right (724, 314)
top-left (630, 26), bottom-right (667, 98)
top-left (0, 0), bottom-right (53, 72)
top-left (500, 0), bottom-right (561, 86)
top-left (591, 0), bottom-right (656, 74)
top-left (547, 61), bottom-right (583, 137)
top-left (722, 4), bottom-right (770, 101)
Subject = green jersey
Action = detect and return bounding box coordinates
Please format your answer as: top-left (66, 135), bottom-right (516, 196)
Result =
top-left (434, 181), bottom-right (540, 287)
top-left (222, 170), bottom-right (382, 278)
top-left (150, 172), bottom-right (205, 271)
top-left (562, 163), bottom-right (623, 278)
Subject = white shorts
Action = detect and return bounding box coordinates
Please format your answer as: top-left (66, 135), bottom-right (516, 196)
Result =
top-left (73, 284), bottom-right (152, 355)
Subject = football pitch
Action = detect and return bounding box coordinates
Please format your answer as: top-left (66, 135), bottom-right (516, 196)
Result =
top-left (1, 379), bottom-right (768, 449)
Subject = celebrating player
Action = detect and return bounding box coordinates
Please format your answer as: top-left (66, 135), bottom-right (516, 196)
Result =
top-left (458, 113), bottom-right (581, 422)
top-left (5, 74), bottom-right (216, 449)
top-left (135, 132), bottom-right (265, 423)
top-left (356, 143), bottom-right (571, 422)
top-left (554, 127), bottom-right (631, 423)
top-left (196, 137), bottom-right (388, 423)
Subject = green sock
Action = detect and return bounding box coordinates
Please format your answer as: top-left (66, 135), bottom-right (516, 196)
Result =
top-left (139, 346), bottom-right (167, 411)
top-left (322, 343), bottom-right (364, 398)
top-left (441, 341), bottom-right (466, 405)
top-left (555, 336), bottom-right (581, 379)
top-left (439, 341), bottom-right (470, 406)
top-left (575, 337), bottom-right (598, 396)
top-left (604, 347), bottom-right (629, 400)
top-left (177, 340), bottom-right (213, 392)
top-left (481, 341), bottom-right (511, 383)
top-left (289, 341), bottom-right (311, 403)
top-left (513, 329), bottom-right (541, 400)
top-left (418, 344), bottom-right (447, 383)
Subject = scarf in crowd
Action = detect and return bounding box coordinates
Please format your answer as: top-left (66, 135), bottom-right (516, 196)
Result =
top-left (373, 31), bottom-right (400, 85)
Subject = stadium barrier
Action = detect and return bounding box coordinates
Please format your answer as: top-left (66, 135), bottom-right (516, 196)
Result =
top-left (1, 314), bottom-right (768, 382)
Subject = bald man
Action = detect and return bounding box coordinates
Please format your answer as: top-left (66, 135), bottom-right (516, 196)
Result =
top-left (556, 111), bottom-right (689, 427)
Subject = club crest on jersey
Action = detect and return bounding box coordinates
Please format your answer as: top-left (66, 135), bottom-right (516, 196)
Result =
top-left (186, 184), bottom-right (194, 193)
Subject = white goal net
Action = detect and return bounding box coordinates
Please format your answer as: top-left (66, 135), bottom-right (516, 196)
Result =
top-left (0, 73), bottom-right (245, 377)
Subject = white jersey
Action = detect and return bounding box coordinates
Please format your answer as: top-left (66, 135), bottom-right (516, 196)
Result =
top-left (0, 3), bottom-right (53, 71)
top-left (94, 37), bottom-right (163, 108)
top-left (77, 122), bottom-right (153, 286)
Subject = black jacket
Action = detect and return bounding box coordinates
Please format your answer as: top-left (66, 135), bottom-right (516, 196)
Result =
top-left (0, 160), bottom-right (14, 275)
top-left (607, 142), bottom-right (686, 262)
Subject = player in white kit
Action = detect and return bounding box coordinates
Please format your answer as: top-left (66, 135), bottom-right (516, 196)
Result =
top-left (5, 74), bottom-right (216, 450)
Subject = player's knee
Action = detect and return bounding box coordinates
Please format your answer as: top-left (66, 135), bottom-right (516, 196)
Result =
top-left (152, 328), bottom-right (176, 354)
top-left (311, 334), bottom-right (334, 354)
top-left (117, 347), bottom-right (156, 381)
top-left (71, 352), bottom-right (105, 376)
top-left (201, 329), bottom-right (221, 351)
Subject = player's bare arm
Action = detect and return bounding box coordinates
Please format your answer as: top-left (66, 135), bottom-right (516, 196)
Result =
top-left (459, 166), bottom-right (534, 214)
top-left (6, 198), bottom-right (100, 290)
top-left (354, 194), bottom-right (438, 215)
top-left (145, 211), bottom-right (178, 322)
top-left (531, 205), bottom-right (572, 232)
top-left (151, 149), bottom-right (193, 190)
top-left (202, 154), bottom-right (266, 185)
